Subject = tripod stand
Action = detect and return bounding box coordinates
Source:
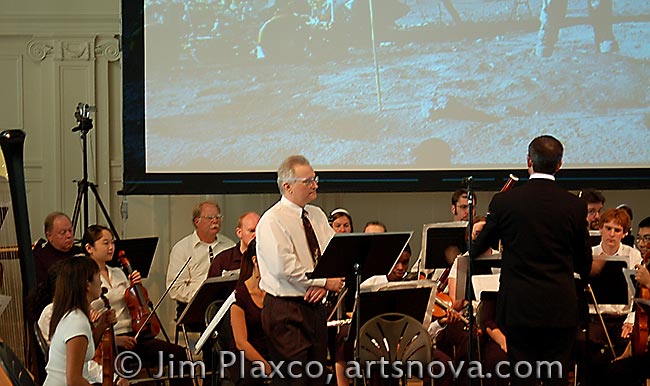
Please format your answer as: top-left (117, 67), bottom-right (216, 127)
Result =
top-left (70, 103), bottom-right (119, 238)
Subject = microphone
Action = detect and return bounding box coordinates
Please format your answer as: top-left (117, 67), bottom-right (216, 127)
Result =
top-left (462, 176), bottom-right (474, 184)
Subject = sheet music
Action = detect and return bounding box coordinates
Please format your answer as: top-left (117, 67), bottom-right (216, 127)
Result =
top-left (472, 274), bottom-right (500, 300)
top-left (195, 290), bottom-right (236, 355)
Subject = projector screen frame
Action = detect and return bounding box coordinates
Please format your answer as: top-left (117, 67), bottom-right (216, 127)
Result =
top-left (121, 0), bottom-right (650, 195)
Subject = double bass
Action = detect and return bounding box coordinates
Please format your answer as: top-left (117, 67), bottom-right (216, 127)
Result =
top-left (118, 251), bottom-right (161, 339)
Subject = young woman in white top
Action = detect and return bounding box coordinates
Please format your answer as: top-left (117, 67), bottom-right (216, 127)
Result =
top-left (44, 255), bottom-right (103, 386)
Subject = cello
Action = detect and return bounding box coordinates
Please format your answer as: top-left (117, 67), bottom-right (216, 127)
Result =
top-left (118, 250), bottom-right (161, 339)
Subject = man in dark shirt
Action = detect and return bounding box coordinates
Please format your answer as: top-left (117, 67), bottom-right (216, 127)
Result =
top-left (208, 211), bottom-right (260, 277)
top-left (33, 212), bottom-right (81, 286)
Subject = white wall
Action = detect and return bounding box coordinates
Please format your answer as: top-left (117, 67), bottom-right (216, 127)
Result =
top-left (1, 0), bottom-right (648, 334)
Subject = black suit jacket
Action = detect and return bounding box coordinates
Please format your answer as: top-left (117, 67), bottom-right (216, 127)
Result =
top-left (472, 178), bottom-right (592, 328)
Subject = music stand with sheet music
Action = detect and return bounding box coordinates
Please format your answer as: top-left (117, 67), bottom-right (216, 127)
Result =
top-left (589, 230), bottom-right (602, 247)
top-left (175, 276), bottom-right (238, 360)
top-left (589, 256), bottom-right (630, 306)
top-left (108, 237), bottom-right (159, 278)
top-left (309, 231), bottom-right (412, 370)
top-left (358, 280), bottom-right (436, 329)
top-left (455, 253), bottom-right (502, 301)
top-left (420, 222), bottom-right (467, 277)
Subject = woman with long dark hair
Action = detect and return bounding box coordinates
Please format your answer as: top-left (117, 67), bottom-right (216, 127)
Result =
top-left (44, 255), bottom-right (103, 386)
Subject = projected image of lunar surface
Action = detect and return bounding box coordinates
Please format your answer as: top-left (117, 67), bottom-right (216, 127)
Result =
top-left (144, 0), bottom-right (650, 173)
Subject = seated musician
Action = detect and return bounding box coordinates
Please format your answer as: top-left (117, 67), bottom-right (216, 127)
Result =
top-left (35, 257), bottom-right (129, 386)
top-left (229, 239), bottom-right (271, 384)
top-left (587, 209), bottom-right (642, 359)
top-left (598, 263), bottom-right (650, 385)
top-left (329, 208), bottom-right (354, 234)
top-left (83, 225), bottom-right (192, 385)
top-left (41, 255), bottom-right (128, 386)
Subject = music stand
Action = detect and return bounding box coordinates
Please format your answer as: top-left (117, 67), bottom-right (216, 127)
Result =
top-left (588, 256), bottom-right (630, 306)
top-left (420, 222), bottom-right (467, 277)
top-left (175, 276), bottom-right (238, 360)
top-left (358, 280), bottom-right (436, 328)
top-left (455, 253), bottom-right (501, 301)
top-left (589, 230), bottom-right (602, 247)
top-left (110, 237), bottom-right (159, 278)
top-left (309, 231), bottom-right (412, 373)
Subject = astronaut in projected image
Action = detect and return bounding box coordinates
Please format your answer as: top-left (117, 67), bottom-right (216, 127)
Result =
top-left (536, 0), bottom-right (619, 57)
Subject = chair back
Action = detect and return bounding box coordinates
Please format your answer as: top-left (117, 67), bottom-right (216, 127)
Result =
top-left (358, 312), bottom-right (431, 377)
top-left (0, 339), bottom-right (37, 386)
top-left (33, 322), bottom-right (49, 363)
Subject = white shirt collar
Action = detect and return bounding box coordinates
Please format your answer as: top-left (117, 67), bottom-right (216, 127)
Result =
top-left (280, 195), bottom-right (304, 216)
top-left (529, 173), bottom-right (555, 181)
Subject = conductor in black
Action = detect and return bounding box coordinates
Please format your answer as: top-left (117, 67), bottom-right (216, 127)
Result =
top-left (471, 135), bottom-right (592, 385)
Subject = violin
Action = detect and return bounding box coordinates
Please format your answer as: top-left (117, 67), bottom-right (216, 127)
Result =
top-left (118, 250), bottom-right (161, 339)
top-left (632, 252), bottom-right (650, 356)
top-left (99, 288), bottom-right (117, 386)
top-left (432, 291), bottom-right (469, 325)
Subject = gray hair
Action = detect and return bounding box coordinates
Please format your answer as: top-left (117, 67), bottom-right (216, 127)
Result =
top-left (277, 155), bottom-right (310, 193)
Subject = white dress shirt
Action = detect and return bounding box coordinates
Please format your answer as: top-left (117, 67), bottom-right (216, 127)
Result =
top-left (166, 231), bottom-right (236, 303)
top-left (257, 196), bottom-right (335, 297)
top-left (590, 243), bottom-right (642, 323)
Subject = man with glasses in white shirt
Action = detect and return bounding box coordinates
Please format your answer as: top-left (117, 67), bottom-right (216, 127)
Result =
top-left (166, 200), bottom-right (236, 318)
top-left (636, 216), bottom-right (650, 258)
top-left (257, 155), bottom-right (344, 386)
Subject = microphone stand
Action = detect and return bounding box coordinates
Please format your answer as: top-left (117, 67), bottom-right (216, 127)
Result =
top-left (135, 256), bottom-right (192, 342)
top-left (463, 176), bottom-right (476, 386)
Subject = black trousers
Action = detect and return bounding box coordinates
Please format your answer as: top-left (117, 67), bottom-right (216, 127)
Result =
top-left (261, 295), bottom-right (328, 386)
top-left (506, 325), bottom-right (575, 386)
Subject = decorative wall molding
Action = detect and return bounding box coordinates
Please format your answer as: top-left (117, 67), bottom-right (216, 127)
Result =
top-left (96, 38), bottom-right (121, 62)
top-left (0, 14), bottom-right (119, 36)
top-left (26, 38), bottom-right (101, 62)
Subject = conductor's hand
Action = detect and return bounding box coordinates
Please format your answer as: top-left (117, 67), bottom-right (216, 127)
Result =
top-left (305, 286), bottom-right (327, 303)
top-left (635, 264), bottom-right (650, 289)
top-left (129, 270), bottom-right (142, 285)
top-left (324, 277), bottom-right (345, 293)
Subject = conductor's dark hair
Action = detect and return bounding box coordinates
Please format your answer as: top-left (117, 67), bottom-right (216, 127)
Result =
top-left (527, 135), bottom-right (563, 174)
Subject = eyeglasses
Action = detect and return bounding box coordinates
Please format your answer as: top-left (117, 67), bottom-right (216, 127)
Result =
top-left (201, 214), bottom-right (224, 221)
top-left (287, 176), bottom-right (319, 185)
top-left (587, 208), bottom-right (603, 216)
top-left (636, 235), bottom-right (650, 244)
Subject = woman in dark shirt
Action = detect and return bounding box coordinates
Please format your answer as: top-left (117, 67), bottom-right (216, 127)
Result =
top-left (230, 239), bottom-right (271, 380)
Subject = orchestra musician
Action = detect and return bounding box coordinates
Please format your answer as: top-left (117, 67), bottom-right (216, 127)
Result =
top-left (84, 224), bottom-right (192, 385)
top-left (329, 208), bottom-right (354, 234)
top-left (471, 135), bottom-right (592, 386)
top-left (256, 155), bottom-right (344, 386)
top-left (599, 261), bottom-right (650, 385)
top-left (42, 255), bottom-right (118, 386)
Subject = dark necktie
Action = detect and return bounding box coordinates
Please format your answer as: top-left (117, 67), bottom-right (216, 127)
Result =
top-left (302, 209), bottom-right (321, 264)
top-left (209, 245), bottom-right (214, 263)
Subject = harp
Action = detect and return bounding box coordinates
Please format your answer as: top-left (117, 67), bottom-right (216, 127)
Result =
top-left (0, 130), bottom-right (37, 375)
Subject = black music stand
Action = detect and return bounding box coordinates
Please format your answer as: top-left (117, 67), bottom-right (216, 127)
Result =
top-left (588, 256), bottom-right (630, 306)
top-left (357, 281), bottom-right (436, 328)
top-left (175, 276), bottom-right (238, 360)
top-left (110, 237), bottom-right (159, 278)
top-left (589, 230), bottom-right (602, 247)
top-left (421, 222), bottom-right (467, 276)
top-left (309, 231), bottom-right (411, 383)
